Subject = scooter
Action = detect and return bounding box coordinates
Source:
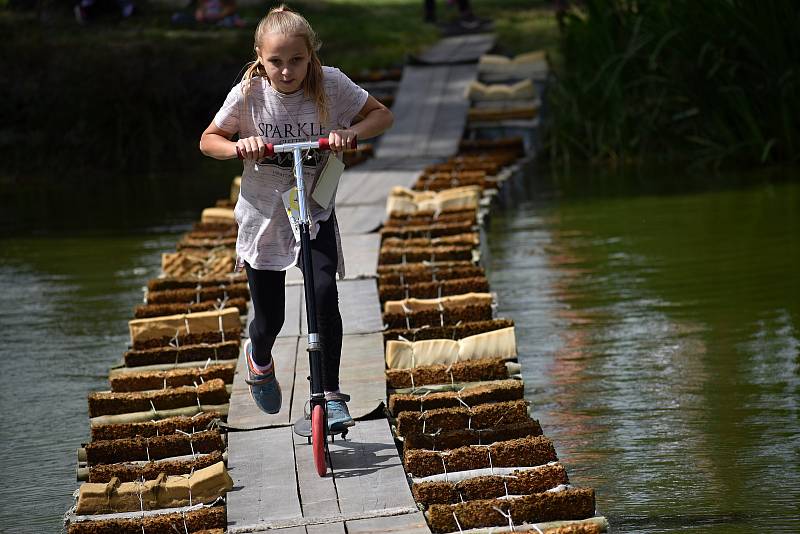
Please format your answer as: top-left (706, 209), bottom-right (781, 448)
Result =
top-left (240, 136), bottom-right (355, 477)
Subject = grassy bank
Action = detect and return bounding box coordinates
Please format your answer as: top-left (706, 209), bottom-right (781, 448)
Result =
top-left (544, 0), bottom-right (800, 170)
top-left (1, 0), bottom-right (555, 181)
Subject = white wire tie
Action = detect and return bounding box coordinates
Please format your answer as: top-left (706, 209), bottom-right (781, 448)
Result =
top-left (145, 437), bottom-right (150, 462)
top-left (204, 357), bottom-right (211, 369)
top-left (149, 400), bottom-right (157, 416)
top-left (452, 511), bottom-right (463, 533)
top-left (170, 329), bottom-right (180, 349)
top-left (531, 524), bottom-right (544, 534)
top-left (491, 506), bottom-right (515, 531)
top-left (184, 317), bottom-right (191, 334)
top-left (195, 283), bottom-right (202, 304)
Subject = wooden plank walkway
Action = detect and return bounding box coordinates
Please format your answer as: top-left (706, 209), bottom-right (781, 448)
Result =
top-left (226, 35), bottom-right (486, 533)
top-left (415, 33), bottom-right (495, 65)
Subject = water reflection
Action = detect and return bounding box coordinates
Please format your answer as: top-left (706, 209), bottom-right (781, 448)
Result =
top-left (488, 174), bottom-right (800, 533)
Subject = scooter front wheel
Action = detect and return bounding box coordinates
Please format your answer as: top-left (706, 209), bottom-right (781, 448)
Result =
top-left (311, 404), bottom-right (327, 477)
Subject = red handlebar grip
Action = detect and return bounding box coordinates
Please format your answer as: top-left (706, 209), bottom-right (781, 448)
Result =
top-left (317, 137), bottom-right (358, 151)
top-left (236, 144), bottom-right (275, 160)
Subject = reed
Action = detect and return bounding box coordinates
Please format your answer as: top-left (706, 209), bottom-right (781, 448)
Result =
top-left (545, 0), bottom-right (800, 169)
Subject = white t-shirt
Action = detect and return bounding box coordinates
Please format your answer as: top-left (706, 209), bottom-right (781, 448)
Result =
top-left (213, 66), bottom-right (368, 276)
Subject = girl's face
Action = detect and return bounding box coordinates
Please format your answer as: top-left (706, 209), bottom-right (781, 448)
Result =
top-left (257, 33), bottom-right (311, 94)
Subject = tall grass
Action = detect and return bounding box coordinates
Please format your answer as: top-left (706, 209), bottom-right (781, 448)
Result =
top-left (545, 0), bottom-right (800, 169)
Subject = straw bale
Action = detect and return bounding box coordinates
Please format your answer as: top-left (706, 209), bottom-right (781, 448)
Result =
top-left (383, 303), bottom-right (493, 330)
top-left (412, 464), bottom-right (569, 506)
top-left (379, 277), bottom-right (489, 303)
top-left (426, 488), bottom-right (594, 533)
top-left (395, 400), bottom-right (529, 437)
top-left (380, 220), bottom-right (475, 239)
top-left (88, 379), bottom-right (229, 417)
top-left (123, 340), bottom-right (239, 368)
top-left (147, 274), bottom-right (246, 292)
top-left (161, 250), bottom-right (235, 279)
top-left (128, 308), bottom-right (240, 345)
top-left (67, 504), bottom-right (225, 533)
top-left (177, 236), bottom-right (237, 250)
top-left (403, 420), bottom-right (543, 451)
top-left (132, 330), bottom-right (240, 351)
top-left (377, 260), bottom-right (475, 276)
top-left (386, 358), bottom-right (509, 389)
top-left (381, 233), bottom-right (480, 248)
top-left (404, 436), bottom-right (557, 478)
top-left (110, 364), bottom-right (235, 392)
top-left (385, 326), bottom-right (516, 369)
top-left (134, 297), bottom-right (247, 319)
top-left (386, 209), bottom-right (477, 226)
top-left (386, 185), bottom-right (481, 216)
top-left (91, 413), bottom-right (220, 441)
top-left (77, 462), bottom-right (232, 514)
top-left (383, 318), bottom-right (514, 345)
top-left (192, 221), bottom-right (236, 233)
top-left (390, 379), bottom-right (523, 415)
top-left (378, 265), bottom-right (485, 286)
top-left (384, 293), bottom-right (493, 315)
top-left (184, 227), bottom-right (238, 240)
top-left (88, 450), bottom-right (224, 483)
top-left (147, 283), bottom-right (249, 305)
top-left (201, 207), bottom-right (234, 224)
top-left (379, 244), bottom-right (474, 264)
top-left (468, 106), bottom-right (538, 122)
top-left (85, 429), bottom-right (225, 464)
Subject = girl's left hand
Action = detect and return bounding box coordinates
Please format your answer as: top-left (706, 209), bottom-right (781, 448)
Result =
top-left (328, 129), bottom-right (357, 152)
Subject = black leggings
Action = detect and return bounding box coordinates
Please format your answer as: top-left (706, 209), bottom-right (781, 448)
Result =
top-left (245, 213), bottom-right (343, 392)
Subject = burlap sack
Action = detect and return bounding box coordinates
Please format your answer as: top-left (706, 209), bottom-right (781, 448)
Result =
top-left (385, 327), bottom-right (516, 369)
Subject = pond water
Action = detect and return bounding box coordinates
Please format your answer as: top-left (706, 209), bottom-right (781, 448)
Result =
top-left (486, 168), bottom-right (799, 533)
top-left (0, 163), bottom-right (797, 532)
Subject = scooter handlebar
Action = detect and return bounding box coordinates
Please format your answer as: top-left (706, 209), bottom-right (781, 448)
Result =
top-left (236, 137), bottom-right (357, 159)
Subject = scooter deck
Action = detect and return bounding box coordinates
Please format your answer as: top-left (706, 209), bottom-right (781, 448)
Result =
top-left (293, 416), bottom-right (351, 441)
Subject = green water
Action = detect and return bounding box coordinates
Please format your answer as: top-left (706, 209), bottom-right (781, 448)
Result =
top-left (0, 167), bottom-right (233, 532)
top-left (487, 171), bottom-right (800, 532)
top-left (0, 165), bottom-right (798, 532)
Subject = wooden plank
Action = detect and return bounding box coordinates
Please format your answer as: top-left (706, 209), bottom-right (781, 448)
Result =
top-left (346, 512), bottom-right (431, 534)
top-left (336, 169), bottom-right (423, 206)
top-left (307, 524), bottom-right (346, 534)
top-left (227, 335), bottom-right (298, 428)
top-left (329, 419), bottom-right (417, 515)
top-left (415, 66), bottom-right (450, 156)
top-left (334, 205), bottom-right (385, 235)
top-left (290, 333), bottom-right (385, 422)
top-left (417, 33), bottom-right (495, 64)
top-left (286, 233), bottom-right (380, 286)
top-left (300, 278), bottom-right (383, 336)
top-left (292, 431), bottom-right (341, 519)
top-left (226, 426), bottom-right (301, 527)
top-left (338, 333), bottom-right (387, 419)
top-left (426, 65), bottom-right (476, 157)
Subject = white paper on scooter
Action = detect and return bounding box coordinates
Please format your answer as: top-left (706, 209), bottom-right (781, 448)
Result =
top-left (311, 153), bottom-right (345, 209)
top-left (282, 186), bottom-right (304, 242)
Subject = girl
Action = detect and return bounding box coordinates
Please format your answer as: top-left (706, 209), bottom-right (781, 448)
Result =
top-left (199, 5), bottom-right (393, 430)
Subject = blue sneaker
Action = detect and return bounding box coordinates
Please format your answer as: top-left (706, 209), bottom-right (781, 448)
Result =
top-left (244, 339), bottom-right (282, 415)
top-left (325, 392), bottom-right (355, 433)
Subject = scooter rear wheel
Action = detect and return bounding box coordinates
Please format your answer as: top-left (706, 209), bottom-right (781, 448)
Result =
top-left (311, 404), bottom-right (327, 477)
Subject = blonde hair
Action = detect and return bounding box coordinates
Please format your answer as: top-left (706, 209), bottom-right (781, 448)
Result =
top-left (242, 4), bottom-right (328, 125)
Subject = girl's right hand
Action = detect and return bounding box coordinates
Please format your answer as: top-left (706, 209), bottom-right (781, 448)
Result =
top-left (236, 136), bottom-right (267, 161)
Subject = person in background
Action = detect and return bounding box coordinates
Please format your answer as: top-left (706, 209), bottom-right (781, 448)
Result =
top-left (74, 0), bottom-right (135, 23)
top-left (171, 0), bottom-right (246, 27)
